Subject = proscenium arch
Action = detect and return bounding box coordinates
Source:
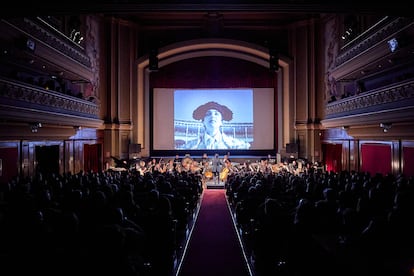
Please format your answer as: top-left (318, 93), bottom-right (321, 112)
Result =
top-left (134, 38), bottom-right (292, 157)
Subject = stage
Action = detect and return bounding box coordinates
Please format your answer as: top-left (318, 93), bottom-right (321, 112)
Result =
top-left (205, 178), bottom-right (226, 189)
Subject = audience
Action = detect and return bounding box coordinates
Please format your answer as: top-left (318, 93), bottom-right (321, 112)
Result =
top-left (1, 163), bottom-right (414, 276)
top-left (0, 169), bottom-right (202, 276)
top-left (226, 168), bottom-right (414, 276)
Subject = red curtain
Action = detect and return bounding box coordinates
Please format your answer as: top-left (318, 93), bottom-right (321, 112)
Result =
top-left (361, 143), bottom-right (391, 176)
top-left (403, 146), bottom-right (414, 177)
top-left (150, 56), bottom-right (276, 88)
top-left (324, 143), bottom-right (342, 173)
top-left (84, 144), bottom-right (100, 173)
top-left (0, 147), bottom-right (18, 184)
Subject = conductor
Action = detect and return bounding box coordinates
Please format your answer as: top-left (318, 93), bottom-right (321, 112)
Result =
top-left (211, 153), bottom-right (222, 184)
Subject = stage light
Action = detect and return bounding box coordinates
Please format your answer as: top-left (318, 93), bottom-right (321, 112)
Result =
top-left (379, 123), bottom-right (392, 132)
top-left (29, 122), bottom-right (42, 133)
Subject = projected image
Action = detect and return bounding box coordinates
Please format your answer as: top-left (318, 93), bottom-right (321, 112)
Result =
top-left (174, 89), bottom-right (253, 150)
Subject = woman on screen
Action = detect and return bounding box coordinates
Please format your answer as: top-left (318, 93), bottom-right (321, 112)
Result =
top-left (179, 101), bottom-right (250, 149)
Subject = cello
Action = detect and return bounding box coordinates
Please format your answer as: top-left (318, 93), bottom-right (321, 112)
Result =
top-left (219, 167), bottom-right (229, 181)
top-left (219, 159), bottom-right (231, 181)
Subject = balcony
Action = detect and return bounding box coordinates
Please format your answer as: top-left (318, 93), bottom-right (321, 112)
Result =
top-left (330, 17), bottom-right (414, 82)
top-left (322, 79), bottom-right (414, 128)
top-left (0, 77), bottom-right (102, 131)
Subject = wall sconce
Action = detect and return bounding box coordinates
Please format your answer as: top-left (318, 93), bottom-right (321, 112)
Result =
top-left (380, 123), bottom-right (392, 132)
top-left (30, 122), bottom-right (42, 133)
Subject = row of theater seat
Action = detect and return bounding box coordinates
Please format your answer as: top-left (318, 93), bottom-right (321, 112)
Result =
top-left (226, 169), bottom-right (414, 276)
top-left (0, 169), bottom-right (203, 276)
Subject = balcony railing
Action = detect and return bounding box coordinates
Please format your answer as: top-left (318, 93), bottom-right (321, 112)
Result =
top-left (322, 79), bottom-right (414, 127)
top-left (0, 77), bottom-right (102, 128)
top-left (335, 17), bottom-right (413, 68)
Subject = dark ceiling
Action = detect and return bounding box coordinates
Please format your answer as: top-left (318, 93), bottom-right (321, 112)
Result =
top-left (0, 1), bottom-right (410, 18)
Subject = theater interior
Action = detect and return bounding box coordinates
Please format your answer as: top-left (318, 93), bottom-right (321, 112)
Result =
top-left (0, 1), bottom-right (413, 275)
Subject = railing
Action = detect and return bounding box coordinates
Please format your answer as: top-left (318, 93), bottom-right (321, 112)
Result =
top-left (0, 77), bottom-right (100, 126)
top-left (323, 79), bottom-right (414, 127)
top-left (335, 17), bottom-right (413, 68)
top-left (3, 17), bottom-right (91, 68)
top-left (174, 119), bottom-right (253, 141)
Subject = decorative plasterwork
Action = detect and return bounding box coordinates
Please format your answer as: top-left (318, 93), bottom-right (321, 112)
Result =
top-left (322, 80), bottom-right (414, 128)
top-left (0, 78), bottom-right (99, 119)
top-left (325, 80), bottom-right (414, 116)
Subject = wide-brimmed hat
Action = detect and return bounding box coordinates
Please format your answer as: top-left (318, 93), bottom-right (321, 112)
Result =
top-left (192, 101), bottom-right (233, 121)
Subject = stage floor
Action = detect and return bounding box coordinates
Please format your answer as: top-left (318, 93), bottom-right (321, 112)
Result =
top-left (205, 178), bottom-right (225, 189)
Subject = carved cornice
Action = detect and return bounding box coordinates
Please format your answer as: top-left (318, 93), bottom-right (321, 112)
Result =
top-left (334, 17), bottom-right (413, 68)
top-left (325, 80), bottom-right (414, 117)
top-left (323, 80), bottom-right (414, 129)
top-left (0, 78), bottom-right (99, 119)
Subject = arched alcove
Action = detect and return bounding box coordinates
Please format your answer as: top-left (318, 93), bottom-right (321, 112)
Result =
top-left (135, 38), bottom-right (292, 157)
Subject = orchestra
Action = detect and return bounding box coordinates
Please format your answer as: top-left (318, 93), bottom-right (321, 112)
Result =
top-left (109, 155), bottom-right (319, 181)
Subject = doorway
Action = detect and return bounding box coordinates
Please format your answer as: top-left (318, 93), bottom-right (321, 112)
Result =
top-left (35, 145), bottom-right (60, 176)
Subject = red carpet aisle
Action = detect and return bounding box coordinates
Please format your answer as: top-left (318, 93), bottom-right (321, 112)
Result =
top-left (177, 189), bottom-right (252, 276)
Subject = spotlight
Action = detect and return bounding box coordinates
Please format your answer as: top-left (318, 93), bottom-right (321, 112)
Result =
top-left (29, 122), bottom-right (42, 133)
top-left (379, 123), bottom-right (392, 132)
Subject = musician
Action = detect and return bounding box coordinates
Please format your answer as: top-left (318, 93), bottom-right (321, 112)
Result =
top-left (237, 161), bottom-right (250, 173)
top-left (181, 154), bottom-right (193, 172)
top-left (153, 158), bottom-right (166, 173)
top-left (211, 153), bottom-right (222, 181)
top-left (266, 154), bottom-right (276, 164)
top-left (190, 160), bottom-right (202, 174)
top-left (289, 160), bottom-right (298, 172)
top-left (173, 154), bottom-right (181, 171)
top-left (200, 153), bottom-right (209, 164)
top-left (220, 158), bottom-right (231, 182)
top-left (146, 158), bottom-right (157, 173)
top-left (258, 157), bottom-right (271, 173)
top-left (223, 153), bottom-right (231, 163)
top-left (179, 101), bottom-right (250, 149)
top-left (173, 154), bottom-right (181, 164)
top-left (199, 153), bottom-right (209, 172)
top-left (136, 160), bottom-right (147, 175)
top-left (165, 159), bottom-right (175, 173)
